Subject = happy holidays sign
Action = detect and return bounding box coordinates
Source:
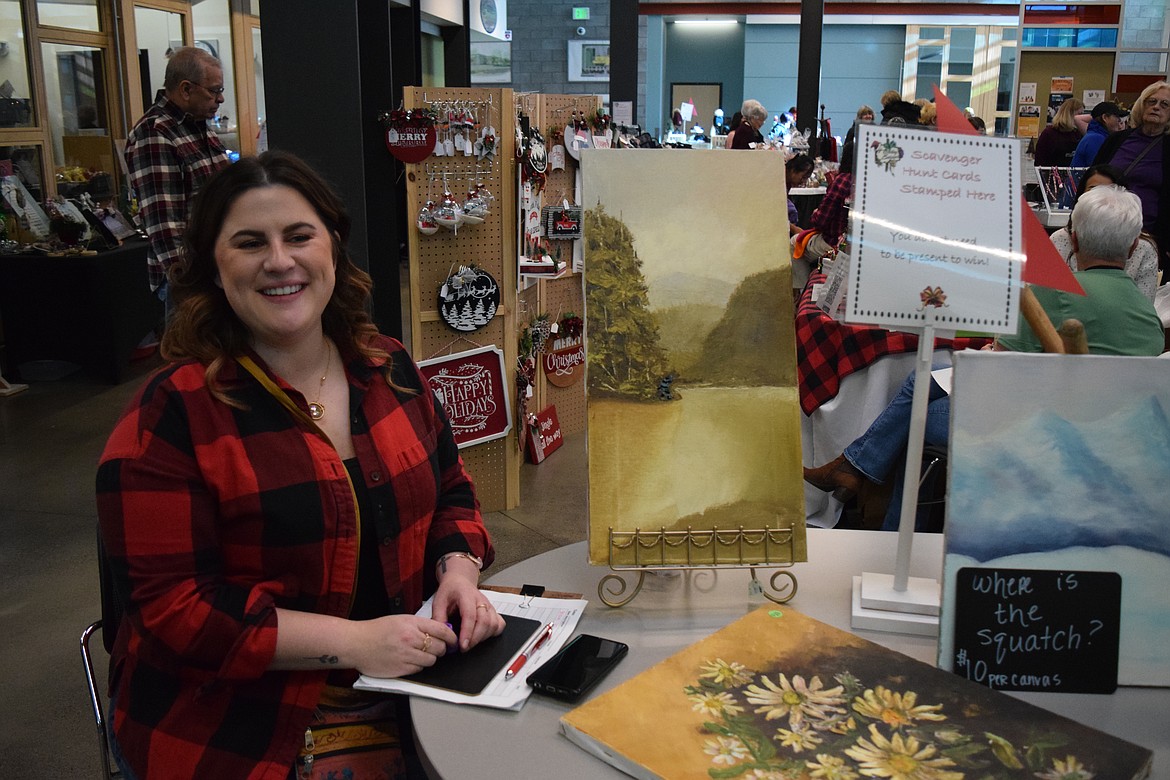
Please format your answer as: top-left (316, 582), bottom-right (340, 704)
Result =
top-left (418, 345), bottom-right (512, 448)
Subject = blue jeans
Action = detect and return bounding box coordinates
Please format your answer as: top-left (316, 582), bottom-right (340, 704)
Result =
top-left (842, 366), bottom-right (951, 530)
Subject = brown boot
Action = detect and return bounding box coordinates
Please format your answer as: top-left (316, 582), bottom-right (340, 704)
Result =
top-left (803, 455), bottom-right (864, 501)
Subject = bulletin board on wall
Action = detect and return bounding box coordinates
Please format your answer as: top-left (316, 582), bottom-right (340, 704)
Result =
top-left (526, 92), bottom-right (600, 438)
top-left (404, 86), bottom-right (518, 512)
top-left (1013, 51), bottom-right (1116, 137)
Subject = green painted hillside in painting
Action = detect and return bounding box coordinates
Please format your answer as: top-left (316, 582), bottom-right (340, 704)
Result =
top-left (585, 207), bottom-right (796, 397)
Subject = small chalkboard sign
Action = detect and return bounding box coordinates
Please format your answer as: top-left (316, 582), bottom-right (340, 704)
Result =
top-left (951, 567), bottom-right (1121, 694)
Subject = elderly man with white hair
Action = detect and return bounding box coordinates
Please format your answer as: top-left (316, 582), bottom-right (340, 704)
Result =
top-left (996, 184), bottom-right (1164, 354)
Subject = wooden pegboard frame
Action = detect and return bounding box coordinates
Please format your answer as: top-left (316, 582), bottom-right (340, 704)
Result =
top-left (525, 93), bottom-right (600, 437)
top-left (405, 87), bottom-right (518, 511)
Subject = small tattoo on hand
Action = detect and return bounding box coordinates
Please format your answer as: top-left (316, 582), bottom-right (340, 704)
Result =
top-left (307, 654), bottom-right (339, 665)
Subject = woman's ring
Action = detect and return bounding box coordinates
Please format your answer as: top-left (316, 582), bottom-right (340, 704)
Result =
top-left (421, 633), bottom-right (432, 653)
top-left (476, 603), bottom-right (490, 610)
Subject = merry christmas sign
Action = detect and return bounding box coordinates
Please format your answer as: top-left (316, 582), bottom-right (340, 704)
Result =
top-left (418, 345), bottom-right (512, 448)
top-left (542, 333), bottom-right (585, 387)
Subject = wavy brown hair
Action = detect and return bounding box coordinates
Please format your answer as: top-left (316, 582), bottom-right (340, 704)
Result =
top-left (161, 151), bottom-right (394, 403)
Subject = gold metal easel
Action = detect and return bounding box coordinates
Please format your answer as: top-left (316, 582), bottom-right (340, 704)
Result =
top-left (598, 526), bottom-right (799, 608)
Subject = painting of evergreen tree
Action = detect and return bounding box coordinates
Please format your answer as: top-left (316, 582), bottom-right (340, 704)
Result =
top-left (582, 150), bottom-right (806, 565)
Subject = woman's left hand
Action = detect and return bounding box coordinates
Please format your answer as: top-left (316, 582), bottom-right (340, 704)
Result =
top-left (431, 563), bottom-right (506, 651)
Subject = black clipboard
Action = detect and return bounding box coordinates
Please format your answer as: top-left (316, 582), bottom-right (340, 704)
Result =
top-left (402, 614), bottom-right (542, 695)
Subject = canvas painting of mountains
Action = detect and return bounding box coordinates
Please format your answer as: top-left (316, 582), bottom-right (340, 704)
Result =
top-left (579, 149), bottom-right (806, 566)
top-left (939, 351), bottom-right (1170, 686)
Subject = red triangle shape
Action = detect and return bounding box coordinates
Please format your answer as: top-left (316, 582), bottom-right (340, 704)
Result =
top-left (933, 86), bottom-right (1084, 295)
top-left (1021, 194), bottom-right (1085, 294)
top-left (932, 85), bottom-right (980, 136)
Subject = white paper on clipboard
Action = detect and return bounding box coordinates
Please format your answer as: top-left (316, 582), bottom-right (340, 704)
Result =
top-left (354, 590), bottom-right (587, 710)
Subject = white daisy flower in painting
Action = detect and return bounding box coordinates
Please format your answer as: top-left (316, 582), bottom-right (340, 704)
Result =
top-left (689, 690), bottom-right (745, 718)
top-left (742, 769), bottom-right (790, 780)
top-left (699, 658), bottom-right (754, 688)
top-left (844, 724), bottom-right (963, 780)
top-left (745, 673), bottom-right (846, 729)
top-left (807, 754), bottom-right (861, 780)
top-left (1034, 755), bottom-right (1095, 780)
top-left (776, 725), bottom-right (824, 753)
top-left (703, 736), bottom-right (750, 767)
top-left (852, 686), bottom-right (946, 729)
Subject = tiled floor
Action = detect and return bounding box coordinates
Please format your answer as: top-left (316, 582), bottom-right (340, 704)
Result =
top-left (0, 356), bottom-right (587, 777)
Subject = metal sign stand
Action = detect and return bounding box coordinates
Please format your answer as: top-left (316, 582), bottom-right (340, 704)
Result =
top-left (851, 309), bottom-right (942, 636)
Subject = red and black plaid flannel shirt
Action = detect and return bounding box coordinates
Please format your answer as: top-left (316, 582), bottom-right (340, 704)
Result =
top-left (96, 336), bottom-right (492, 779)
top-left (796, 273), bottom-right (990, 414)
top-left (125, 92), bottom-right (230, 291)
top-left (809, 172), bottom-right (853, 247)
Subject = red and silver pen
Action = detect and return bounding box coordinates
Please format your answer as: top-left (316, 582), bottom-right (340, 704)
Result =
top-left (505, 622), bottom-right (554, 680)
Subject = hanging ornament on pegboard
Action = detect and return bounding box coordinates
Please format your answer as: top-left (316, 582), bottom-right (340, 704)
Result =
top-left (438, 265), bottom-right (500, 332)
top-left (529, 314), bottom-right (553, 354)
top-left (543, 204), bottom-right (583, 239)
top-left (527, 128), bottom-right (548, 174)
top-left (564, 123), bottom-right (592, 161)
top-left (379, 107), bottom-right (438, 164)
top-left (475, 125), bottom-right (497, 162)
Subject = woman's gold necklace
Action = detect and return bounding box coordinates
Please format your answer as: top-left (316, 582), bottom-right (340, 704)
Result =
top-left (308, 341), bottom-right (332, 421)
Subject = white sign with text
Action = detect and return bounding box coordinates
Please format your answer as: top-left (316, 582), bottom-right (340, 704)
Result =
top-left (846, 124), bottom-right (1023, 335)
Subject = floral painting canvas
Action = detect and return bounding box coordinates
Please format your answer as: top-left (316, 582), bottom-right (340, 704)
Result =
top-left (561, 606), bottom-right (1152, 779)
top-left (939, 352), bottom-right (1170, 687)
top-left (580, 149), bottom-right (806, 566)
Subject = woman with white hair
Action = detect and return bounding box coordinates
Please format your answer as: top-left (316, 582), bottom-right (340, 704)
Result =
top-left (730, 99), bottom-right (767, 149)
top-left (1094, 80), bottom-right (1170, 273)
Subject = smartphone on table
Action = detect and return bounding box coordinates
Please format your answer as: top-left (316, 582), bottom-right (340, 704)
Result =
top-left (526, 633), bottom-right (629, 702)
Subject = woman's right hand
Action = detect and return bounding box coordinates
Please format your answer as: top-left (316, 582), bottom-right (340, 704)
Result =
top-left (272, 609), bottom-right (457, 677)
top-left (349, 614), bottom-right (458, 679)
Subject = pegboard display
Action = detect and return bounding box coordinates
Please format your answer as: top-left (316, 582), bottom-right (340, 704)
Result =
top-left (520, 93), bottom-right (599, 437)
top-left (404, 87), bottom-right (519, 511)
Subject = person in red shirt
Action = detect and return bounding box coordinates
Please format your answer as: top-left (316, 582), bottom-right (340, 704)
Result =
top-left (796, 141), bottom-right (856, 272)
top-left (97, 151), bottom-right (504, 779)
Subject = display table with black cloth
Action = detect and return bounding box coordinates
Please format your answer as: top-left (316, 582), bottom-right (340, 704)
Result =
top-left (796, 271), bottom-right (991, 526)
top-left (0, 240), bottom-right (160, 383)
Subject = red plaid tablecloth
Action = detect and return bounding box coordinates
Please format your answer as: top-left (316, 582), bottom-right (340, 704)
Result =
top-left (796, 273), bottom-right (991, 414)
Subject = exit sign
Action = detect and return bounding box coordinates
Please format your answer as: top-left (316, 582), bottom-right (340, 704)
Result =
top-left (572, 7), bottom-right (590, 20)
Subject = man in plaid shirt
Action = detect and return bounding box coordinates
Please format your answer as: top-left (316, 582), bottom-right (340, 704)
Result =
top-left (125, 46), bottom-right (230, 302)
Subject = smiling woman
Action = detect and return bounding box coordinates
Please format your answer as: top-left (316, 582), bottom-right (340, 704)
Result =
top-left (97, 151), bottom-right (504, 779)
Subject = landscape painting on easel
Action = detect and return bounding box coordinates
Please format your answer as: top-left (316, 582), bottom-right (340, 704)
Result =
top-left (939, 352), bottom-right (1170, 687)
top-left (580, 149), bottom-right (806, 566)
